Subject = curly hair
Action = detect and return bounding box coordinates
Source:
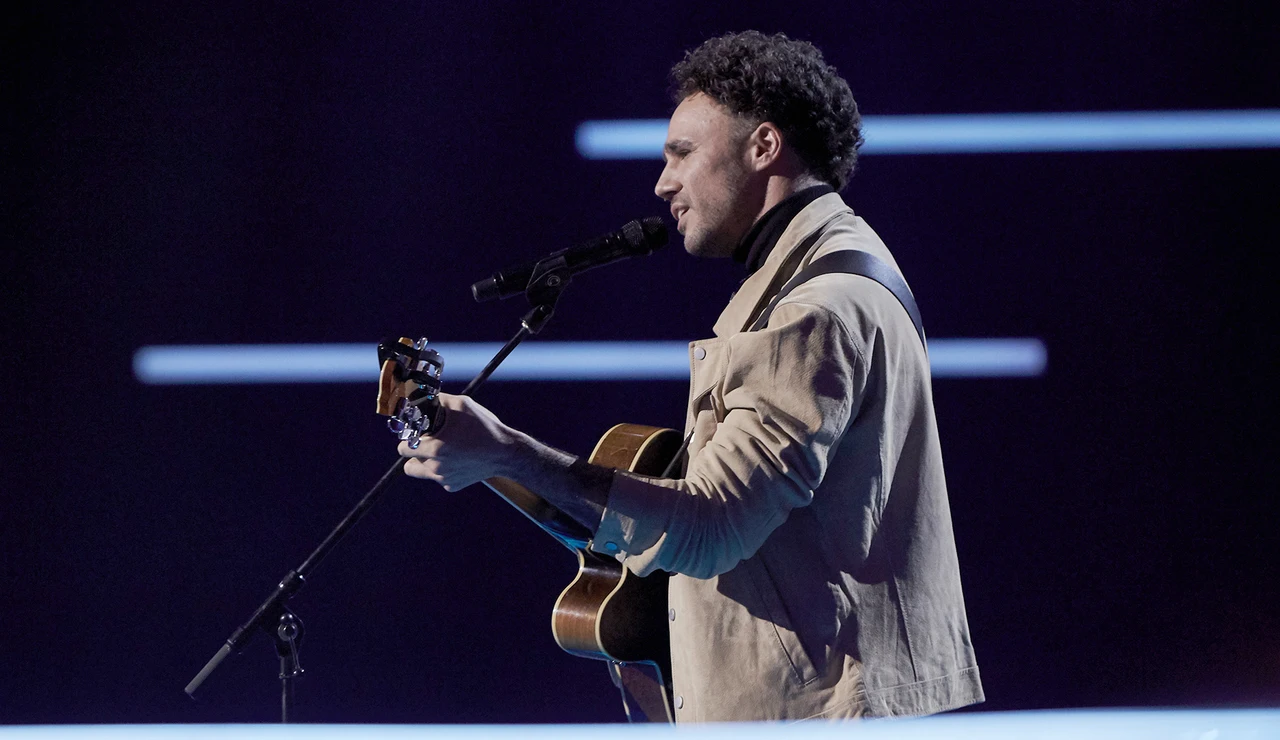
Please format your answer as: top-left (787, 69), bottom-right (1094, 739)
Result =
top-left (670, 31), bottom-right (863, 190)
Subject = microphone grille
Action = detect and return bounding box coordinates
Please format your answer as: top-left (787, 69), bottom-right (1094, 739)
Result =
top-left (639, 217), bottom-right (669, 250)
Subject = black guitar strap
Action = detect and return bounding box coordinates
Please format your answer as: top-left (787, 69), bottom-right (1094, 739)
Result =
top-left (747, 249), bottom-right (927, 350)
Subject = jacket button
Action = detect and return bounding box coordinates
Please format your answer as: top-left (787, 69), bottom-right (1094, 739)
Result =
top-left (604, 542), bottom-right (619, 552)
top-left (675, 695), bottom-right (684, 710)
top-left (668, 608), bottom-right (676, 621)
top-left (693, 347), bottom-right (706, 360)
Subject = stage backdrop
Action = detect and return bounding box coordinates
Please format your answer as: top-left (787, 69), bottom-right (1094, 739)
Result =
top-left (6, 0), bottom-right (1278, 724)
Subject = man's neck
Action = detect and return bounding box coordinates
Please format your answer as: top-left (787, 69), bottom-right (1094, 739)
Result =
top-left (755, 174), bottom-right (825, 223)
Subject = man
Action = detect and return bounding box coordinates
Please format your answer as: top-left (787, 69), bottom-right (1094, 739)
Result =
top-left (400, 31), bottom-right (983, 721)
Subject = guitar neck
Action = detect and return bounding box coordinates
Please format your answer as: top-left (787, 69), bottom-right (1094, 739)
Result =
top-left (478, 424), bottom-right (685, 552)
top-left (481, 477), bottom-right (593, 551)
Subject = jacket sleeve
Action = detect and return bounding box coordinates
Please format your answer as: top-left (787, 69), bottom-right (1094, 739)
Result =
top-left (590, 300), bottom-right (867, 578)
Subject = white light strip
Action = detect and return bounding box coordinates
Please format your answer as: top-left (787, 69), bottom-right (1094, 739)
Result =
top-left (3, 710), bottom-right (1280, 739)
top-left (930, 338), bottom-right (1046, 377)
top-left (575, 109), bottom-right (1280, 158)
top-left (132, 339), bottom-right (1046, 385)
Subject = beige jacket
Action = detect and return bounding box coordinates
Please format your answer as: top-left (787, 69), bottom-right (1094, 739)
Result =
top-left (592, 193), bottom-right (983, 721)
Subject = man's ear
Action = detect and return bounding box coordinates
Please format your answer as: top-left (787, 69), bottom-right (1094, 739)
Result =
top-left (745, 121), bottom-right (784, 172)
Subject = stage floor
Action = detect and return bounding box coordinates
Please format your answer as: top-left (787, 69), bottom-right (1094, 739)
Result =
top-left (1, 709), bottom-right (1278, 739)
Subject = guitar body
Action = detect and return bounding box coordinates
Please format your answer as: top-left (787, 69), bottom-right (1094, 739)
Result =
top-left (553, 424), bottom-right (682, 723)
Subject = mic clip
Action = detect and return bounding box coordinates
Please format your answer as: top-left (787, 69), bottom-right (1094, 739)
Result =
top-left (520, 255), bottom-right (573, 335)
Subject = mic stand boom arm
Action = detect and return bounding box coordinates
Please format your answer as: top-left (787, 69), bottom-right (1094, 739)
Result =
top-left (183, 254), bottom-right (578, 721)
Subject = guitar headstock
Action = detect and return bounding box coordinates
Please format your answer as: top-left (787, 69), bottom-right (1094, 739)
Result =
top-left (376, 337), bottom-right (445, 449)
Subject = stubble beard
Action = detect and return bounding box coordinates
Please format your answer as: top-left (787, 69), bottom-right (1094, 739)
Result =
top-left (682, 184), bottom-right (755, 260)
top-left (682, 220), bottom-right (735, 258)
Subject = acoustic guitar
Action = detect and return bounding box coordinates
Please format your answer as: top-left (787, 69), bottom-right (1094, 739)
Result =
top-left (376, 337), bottom-right (680, 723)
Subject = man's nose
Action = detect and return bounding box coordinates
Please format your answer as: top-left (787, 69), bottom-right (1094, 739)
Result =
top-left (654, 164), bottom-right (678, 201)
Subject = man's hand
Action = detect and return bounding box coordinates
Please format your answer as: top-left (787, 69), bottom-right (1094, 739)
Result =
top-left (398, 393), bottom-right (520, 491)
top-left (397, 392), bottom-right (612, 533)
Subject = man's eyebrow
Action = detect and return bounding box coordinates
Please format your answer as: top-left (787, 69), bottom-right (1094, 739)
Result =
top-left (664, 139), bottom-right (694, 156)
top-left (665, 138), bottom-right (696, 161)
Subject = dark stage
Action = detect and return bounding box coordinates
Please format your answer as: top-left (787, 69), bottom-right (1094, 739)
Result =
top-left (6, 1), bottom-right (1278, 726)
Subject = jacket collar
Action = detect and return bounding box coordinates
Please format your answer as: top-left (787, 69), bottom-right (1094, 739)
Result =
top-left (712, 192), bottom-right (853, 337)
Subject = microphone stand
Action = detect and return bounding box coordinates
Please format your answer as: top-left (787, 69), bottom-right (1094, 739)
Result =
top-left (185, 256), bottom-right (575, 722)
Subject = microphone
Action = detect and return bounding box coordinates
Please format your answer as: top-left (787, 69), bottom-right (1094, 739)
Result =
top-left (471, 217), bottom-right (668, 302)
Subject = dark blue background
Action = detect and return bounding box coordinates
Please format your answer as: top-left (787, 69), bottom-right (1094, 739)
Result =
top-left (7, 0), bottom-right (1278, 724)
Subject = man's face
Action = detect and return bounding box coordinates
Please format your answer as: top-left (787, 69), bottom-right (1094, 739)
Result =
top-left (655, 93), bottom-right (763, 258)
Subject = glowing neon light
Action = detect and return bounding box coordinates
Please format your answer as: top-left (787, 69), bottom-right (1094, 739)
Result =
top-left (575, 110), bottom-right (1280, 158)
top-left (2, 710), bottom-right (1280, 739)
top-left (132, 339), bottom-right (1047, 385)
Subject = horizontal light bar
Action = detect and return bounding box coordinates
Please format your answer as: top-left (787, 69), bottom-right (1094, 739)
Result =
top-left (132, 338), bottom-right (1046, 385)
top-left (3, 710), bottom-right (1280, 739)
top-left (929, 337), bottom-right (1046, 378)
top-left (575, 109), bottom-right (1280, 158)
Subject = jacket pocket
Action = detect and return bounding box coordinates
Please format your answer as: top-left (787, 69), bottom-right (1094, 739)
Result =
top-left (686, 339), bottom-right (727, 424)
top-left (742, 554), bottom-right (819, 685)
top-left (687, 382), bottom-right (727, 461)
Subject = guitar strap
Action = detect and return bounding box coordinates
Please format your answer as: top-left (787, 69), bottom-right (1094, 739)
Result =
top-left (747, 248), bottom-right (928, 350)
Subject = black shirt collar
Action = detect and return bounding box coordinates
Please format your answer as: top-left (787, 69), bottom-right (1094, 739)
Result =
top-left (733, 184), bottom-right (835, 274)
